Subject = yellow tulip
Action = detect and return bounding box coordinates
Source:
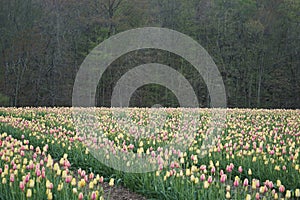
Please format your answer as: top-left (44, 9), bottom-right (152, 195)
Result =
top-left (276, 180), bottom-right (281, 187)
top-left (72, 188), bottom-right (77, 194)
top-left (203, 181), bottom-right (209, 189)
top-left (47, 192), bottom-right (53, 200)
top-left (26, 189), bottom-right (32, 198)
top-left (245, 194), bottom-right (251, 200)
top-left (225, 191), bottom-right (231, 199)
top-left (89, 182), bottom-right (94, 189)
top-left (109, 178), bottom-right (114, 187)
top-left (186, 169), bottom-right (191, 176)
top-left (71, 178), bottom-right (76, 186)
top-left (295, 189), bottom-right (300, 197)
top-left (58, 183), bottom-right (63, 191)
top-left (28, 179), bottom-right (35, 188)
top-left (78, 179), bottom-right (86, 188)
top-left (248, 169), bottom-right (252, 176)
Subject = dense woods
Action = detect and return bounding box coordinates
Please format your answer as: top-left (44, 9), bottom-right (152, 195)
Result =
top-left (0, 0), bottom-right (299, 108)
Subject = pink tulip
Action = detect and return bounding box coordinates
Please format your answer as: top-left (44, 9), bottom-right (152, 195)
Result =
top-left (78, 192), bottom-right (84, 200)
top-left (211, 167), bottom-right (216, 174)
top-left (65, 175), bottom-right (72, 183)
top-left (243, 178), bottom-right (249, 186)
top-left (91, 191), bottom-right (96, 200)
top-left (268, 181), bottom-right (273, 189)
top-left (36, 169), bottom-right (41, 177)
top-left (25, 174), bottom-right (30, 183)
top-left (200, 174), bottom-right (206, 181)
top-left (19, 181), bottom-right (25, 191)
top-left (256, 180), bottom-right (260, 188)
top-left (208, 176), bottom-right (213, 183)
top-left (220, 170), bottom-right (224, 176)
top-left (234, 179), bottom-right (239, 187)
top-left (42, 171), bottom-right (46, 178)
top-left (170, 162), bottom-right (175, 169)
top-left (279, 185), bottom-right (285, 193)
top-left (99, 176), bottom-right (104, 183)
top-left (220, 174), bottom-right (227, 183)
top-left (238, 166), bottom-right (243, 173)
top-left (255, 193), bottom-right (260, 200)
top-left (89, 173), bottom-right (94, 180)
top-left (10, 174), bottom-right (15, 182)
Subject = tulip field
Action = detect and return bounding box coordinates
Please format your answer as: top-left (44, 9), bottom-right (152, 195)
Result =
top-left (0, 107), bottom-right (299, 200)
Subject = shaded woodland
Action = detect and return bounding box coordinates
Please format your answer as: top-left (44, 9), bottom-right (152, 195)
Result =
top-left (0, 0), bottom-right (299, 108)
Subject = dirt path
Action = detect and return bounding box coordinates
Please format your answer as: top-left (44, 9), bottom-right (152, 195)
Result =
top-left (102, 183), bottom-right (148, 200)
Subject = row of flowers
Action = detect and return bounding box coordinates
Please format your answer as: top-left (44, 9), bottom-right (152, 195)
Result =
top-left (0, 107), bottom-right (299, 199)
top-left (0, 132), bottom-right (115, 200)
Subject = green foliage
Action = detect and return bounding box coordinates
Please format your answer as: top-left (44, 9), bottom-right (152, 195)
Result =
top-left (0, 0), bottom-right (299, 108)
top-left (0, 93), bottom-right (9, 106)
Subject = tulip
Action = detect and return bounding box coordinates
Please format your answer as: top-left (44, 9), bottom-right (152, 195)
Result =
top-left (36, 169), bottom-right (41, 177)
top-left (285, 190), bottom-right (291, 199)
top-left (10, 174), bottom-right (14, 182)
top-left (226, 185), bottom-right (230, 192)
top-left (267, 181), bottom-right (274, 189)
top-left (203, 181), bottom-right (209, 189)
top-left (25, 174), bottom-right (30, 183)
top-left (89, 182), bottom-right (94, 189)
top-left (246, 194), bottom-right (251, 200)
top-left (238, 166), bottom-right (243, 173)
top-left (220, 170), bottom-right (224, 176)
top-left (225, 191), bottom-right (231, 199)
top-left (78, 192), bottom-right (84, 200)
top-left (200, 174), bottom-right (205, 181)
top-left (19, 181), bottom-right (25, 191)
top-left (248, 169), bottom-right (252, 176)
top-left (72, 188), bottom-right (78, 194)
top-left (58, 183), bottom-right (63, 191)
top-left (243, 178), bottom-right (249, 187)
top-left (256, 180), bottom-right (260, 188)
top-left (276, 180), bottom-right (281, 187)
top-left (233, 179), bottom-right (239, 187)
top-left (295, 189), bottom-right (300, 197)
top-left (220, 174), bottom-right (227, 183)
top-left (78, 179), bottom-right (86, 188)
top-left (186, 169), bottom-right (191, 176)
top-left (47, 192), bottom-right (53, 200)
top-left (255, 192), bottom-right (260, 200)
top-left (42, 171), bottom-right (46, 179)
top-left (109, 178), bottom-right (114, 187)
top-left (28, 179), bottom-right (35, 188)
top-left (71, 178), bottom-right (76, 186)
top-left (46, 180), bottom-right (53, 190)
top-left (190, 175), bottom-right (195, 182)
top-left (211, 166), bottom-right (216, 174)
top-left (279, 185), bottom-right (285, 193)
top-left (252, 179), bottom-right (257, 190)
top-left (91, 191), bottom-right (97, 200)
top-left (207, 176), bottom-right (213, 184)
top-left (65, 175), bottom-right (72, 183)
top-left (26, 189), bottom-right (32, 198)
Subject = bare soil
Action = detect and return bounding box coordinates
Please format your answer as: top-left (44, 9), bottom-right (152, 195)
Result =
top-left (102, 182), bottom-right (148, 200)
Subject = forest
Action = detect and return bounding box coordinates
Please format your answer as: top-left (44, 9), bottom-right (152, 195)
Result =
top-left (0, 0), bottom-right (299, 108)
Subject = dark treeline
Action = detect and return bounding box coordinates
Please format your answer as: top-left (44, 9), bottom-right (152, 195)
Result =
top-left (0, 0), bottom-right (299, 108)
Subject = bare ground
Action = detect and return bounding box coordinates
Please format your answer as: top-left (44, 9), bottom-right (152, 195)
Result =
top-left (102, 182), bottom-right (148, 200)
